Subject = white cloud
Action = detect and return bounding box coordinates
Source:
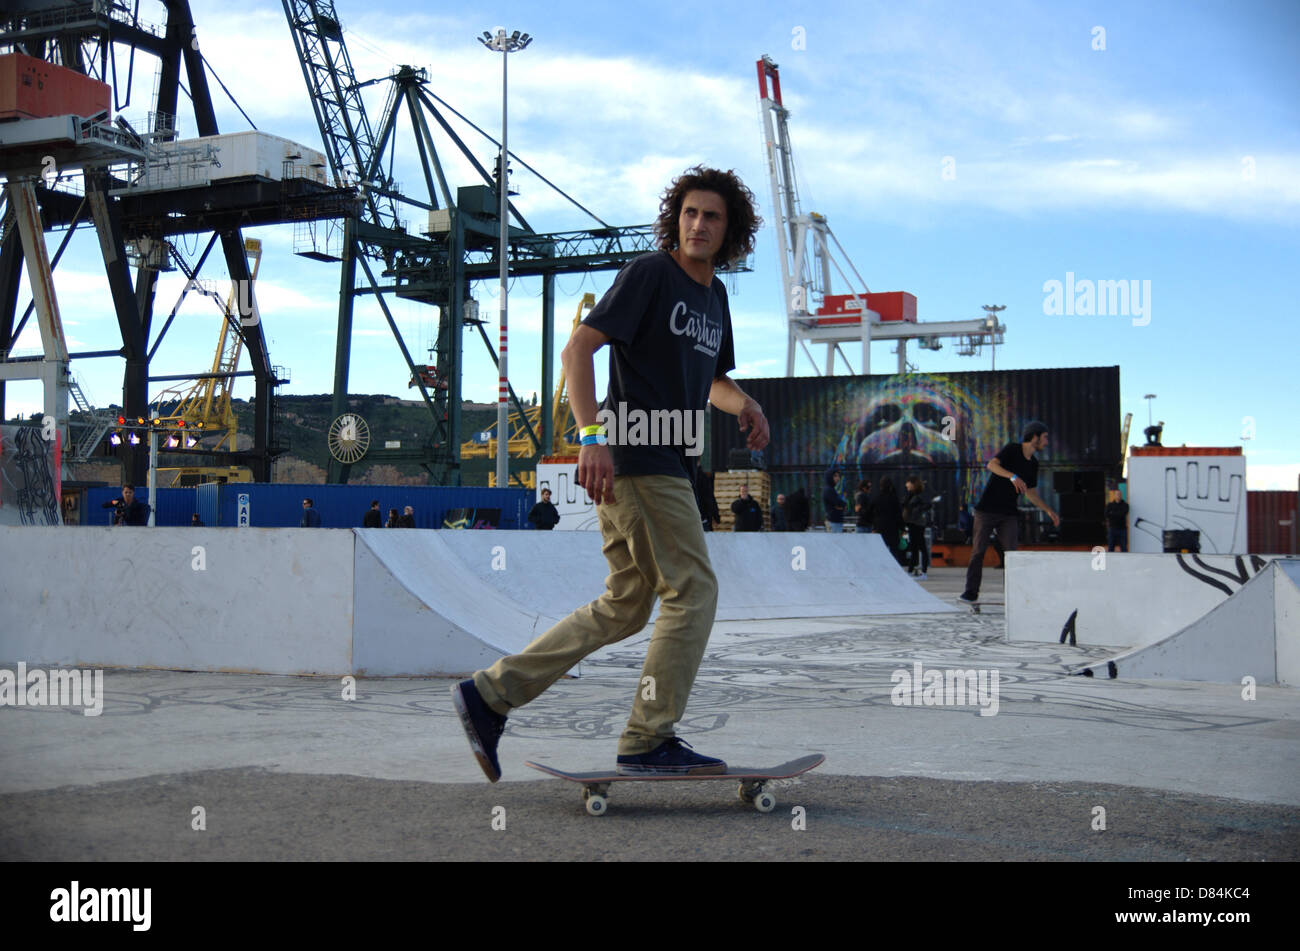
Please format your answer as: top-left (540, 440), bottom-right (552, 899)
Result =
top-left (1247, 464), bottom-right (1300, 492)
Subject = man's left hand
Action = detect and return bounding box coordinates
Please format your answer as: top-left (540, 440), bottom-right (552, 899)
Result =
top-left (738, 400), bottom-right (770, 451)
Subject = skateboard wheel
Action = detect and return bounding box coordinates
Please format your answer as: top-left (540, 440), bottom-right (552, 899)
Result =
top-left (754, 792), bottom-right (776, 813)
top-left (585, 794), bottom-right (608, 817)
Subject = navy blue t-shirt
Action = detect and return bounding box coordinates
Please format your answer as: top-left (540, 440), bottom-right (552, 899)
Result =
top-left (583, 251), bottom-right (736, 480)
top-left (975, 442), bottom-right (1039, 515)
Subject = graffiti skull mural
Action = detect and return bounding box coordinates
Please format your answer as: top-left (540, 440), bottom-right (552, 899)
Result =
top-left (844, 386), bottom-right (963, 468)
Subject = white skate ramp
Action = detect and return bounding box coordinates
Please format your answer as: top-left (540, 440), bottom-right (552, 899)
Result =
top-left (356, 528), bottom-right (952, 629)
top-left (352, 529), bottom-right (555, 674)
top-left (1073, 559), bottom-right (1299, 685)
top-left (1006, 552), bottom-right (1277, 647)
top-left (0, 526), bottom-right (354, 675)
top-left (705, 532), bottom-right (952, 619)
top-left (2, 526), bottom-right (952, 678)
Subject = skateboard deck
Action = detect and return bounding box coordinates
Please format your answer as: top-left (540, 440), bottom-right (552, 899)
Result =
top-left (962, 597), bottom-right (1004, 614)
top-left (525, 753), bottom-right (825, 816)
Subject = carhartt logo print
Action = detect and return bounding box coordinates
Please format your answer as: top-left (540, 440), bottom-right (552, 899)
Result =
top-left (668, 300), bottom-right (723, 358)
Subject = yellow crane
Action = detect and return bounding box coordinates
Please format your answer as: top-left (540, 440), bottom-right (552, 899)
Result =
top-left (463, 293), bottom-right (593, 484)
top-left (148, 238), bottom-right (261, 486)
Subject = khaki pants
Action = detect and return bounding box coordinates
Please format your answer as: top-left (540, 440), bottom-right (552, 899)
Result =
top-left (473, 474), bottom-right (718, 755)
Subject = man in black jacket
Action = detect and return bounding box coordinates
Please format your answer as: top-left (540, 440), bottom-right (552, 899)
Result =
top-left (528, 488), bottom-right (561, 530)
top-left (730, 485), bottom-right (763, 531)
top-left (771, 493), bottom-right (788, 532)
top-left (854, 479), bottom-right (873, 533)
top-left (102, 485), bottom-right (150, 526)
top-left (822, 469), bottom-right (846, 532)
top-left (787, 487), bottom-right (810, 531)
top-left (363, 500), bottom-right (382, 528)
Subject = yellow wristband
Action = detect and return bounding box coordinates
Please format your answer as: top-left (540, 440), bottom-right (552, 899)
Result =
top-left (581, 424), bottom-right (606, 437)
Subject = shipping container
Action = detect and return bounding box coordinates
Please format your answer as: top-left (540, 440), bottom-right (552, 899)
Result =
top-left (1129, 446), bottom-right (1242, 457)
top-left (0, 53), bottom-right (110, 121)
top-left (135, 131), bottom-right (328, 190)
top-left (1248, 490), bottom-right (1298, 554)
top-left (816, 291), bottom-right (917, 324)
top-left (710, 366), bottom-right (1120, 539)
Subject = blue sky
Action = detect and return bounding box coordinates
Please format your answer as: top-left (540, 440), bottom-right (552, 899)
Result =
top-left (7, 0), bottom-right (1298, 487)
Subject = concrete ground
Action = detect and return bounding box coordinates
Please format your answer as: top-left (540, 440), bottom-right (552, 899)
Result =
top-left (2, 568), bottom-right (1297, 861)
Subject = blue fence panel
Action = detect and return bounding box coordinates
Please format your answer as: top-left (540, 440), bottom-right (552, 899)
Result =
top-left (195, 482), bottom-right (220, 527)
top-left (208, 483), bottom-right (533, 529)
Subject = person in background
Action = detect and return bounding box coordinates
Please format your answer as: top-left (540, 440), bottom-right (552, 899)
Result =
top-left (191, 513), bottom-right (204, 527)
top-left (961, 421), bottom-right (1060, 605)
top-left (1105, 489), bottom-right (1129, 552)
top-left (730, 484), bottom-right (763, 532)
top-left (694, 469), bottom-right (720, 532)
top-left (787, 486), bottom-right (810, 532)
top-left (528, 489), bottom-right (561, 530)
top-left (902, 476), bottom-right (932, 579)
top-left (873, 477), bottom-right (905, 565)
top-left (854, 479), bottom-right (873, 535)
top-left (103, 485), bottom-right (151, 526)
top-left (363, 500), bottom-right (382, 528)
top-left (399, 505), bottom-right (417, 528)
top-left (385, 507), bottom-right (400, 528)
top-left (771, 492), bottom-right (789, 532)
top-left (822, 468), bottom-right (846, 532)
top-left (300, 498), bottom-right (321, 527)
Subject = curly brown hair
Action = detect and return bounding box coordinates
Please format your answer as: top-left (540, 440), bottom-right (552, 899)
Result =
top-left (654, 166), bottom-right (762, 268)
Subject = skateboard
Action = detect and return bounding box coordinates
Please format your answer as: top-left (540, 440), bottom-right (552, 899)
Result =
top-left (525, 753), bottom-right (825, 816)
top-left (963, 597), bottom-right (1003, 614)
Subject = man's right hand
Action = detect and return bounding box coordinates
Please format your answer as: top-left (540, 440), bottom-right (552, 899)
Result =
top-left (577, 443), bottom-right (616, 505)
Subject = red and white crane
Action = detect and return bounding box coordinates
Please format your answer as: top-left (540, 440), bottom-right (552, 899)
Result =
top-left (757, 54), bottom-right (1005, 376)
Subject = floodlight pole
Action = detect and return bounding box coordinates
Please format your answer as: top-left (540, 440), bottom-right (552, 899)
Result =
top-left (479, 27), bottom-right (532, 488)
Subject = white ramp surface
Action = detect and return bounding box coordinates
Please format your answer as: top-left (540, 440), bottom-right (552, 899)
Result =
top-left (1007, 551), bottom-right (1276, 647)
top-left (1074, 559), bottom-right (1299, 685)
top-left (357, 529), bottom-right (952, 624)
top-left (4, 526), bottom-right (955, 679)
top-left (350, 530), bottom-right (952, 674)
top-left (352, 530), bottom-right (553, 675)
top-left (705, 532), bottom-right (953, 619)
top-left (0, 526), bottom-right (355, 675)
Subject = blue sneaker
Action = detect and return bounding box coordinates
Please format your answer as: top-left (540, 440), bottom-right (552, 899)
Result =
top-left (616, 737), bottom-right (726, 776)
top-left (451, 678), bottom-right (506, 782)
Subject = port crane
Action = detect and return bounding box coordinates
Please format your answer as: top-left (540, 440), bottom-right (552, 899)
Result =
top-left (757, 54), bottom-right (1006, 376)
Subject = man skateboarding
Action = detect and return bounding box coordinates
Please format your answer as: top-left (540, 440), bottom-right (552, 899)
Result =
top-left (960, 421), bottom-right (1060, 605)
top-left (453, 166), bottom-right (768, 782)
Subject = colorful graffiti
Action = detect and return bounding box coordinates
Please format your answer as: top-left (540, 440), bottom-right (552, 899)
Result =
top-left (710, 367), bottom-right (1120, 532)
